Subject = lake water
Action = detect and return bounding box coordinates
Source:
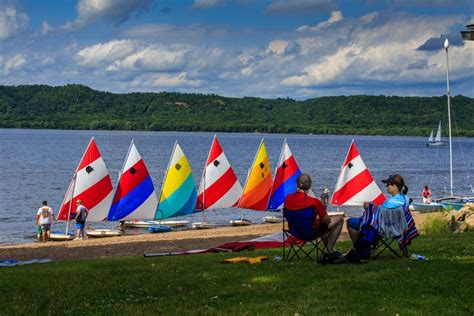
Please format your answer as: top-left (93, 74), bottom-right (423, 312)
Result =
top-left (0, 129), bottom-right (473, 245)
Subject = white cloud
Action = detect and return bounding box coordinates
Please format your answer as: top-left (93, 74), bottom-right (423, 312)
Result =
top-left (0, 6), bottom-right (29, 40)
top-left (76, 40), bottom-right (189, 73)
top-left (267, 40), bottom-right (289, 55)
top-left (360, 12), bottom-right (378, 24)
top-left (3, 53), bottom-right (26, 74)
top-left (106, 47), bottom-right (186, 71)
top-left (41, 20), bottom-right (53, 35)
top-left (76, 40), bottom-right (136, 67)
top-left (128, 72), bottom-right (201, 89)
top-left (298, 10), bottom-right (342, 32)
top-left (282, 12), bottom-right (471, 90)
top-left (66, 0), bottom-right (153, 29)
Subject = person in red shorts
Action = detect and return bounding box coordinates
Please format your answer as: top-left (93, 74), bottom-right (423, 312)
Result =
top-left (284, 173), bottom-right (344, 259)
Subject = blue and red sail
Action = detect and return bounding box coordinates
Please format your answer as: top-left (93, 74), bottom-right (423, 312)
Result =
top-left (267, 141), bottom-right (302, 210)
top-left (107, 141), bottom-right (158, 221)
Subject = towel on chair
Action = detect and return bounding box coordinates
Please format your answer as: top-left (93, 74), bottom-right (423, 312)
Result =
top-left (361, 203), bottom-right (418, 250)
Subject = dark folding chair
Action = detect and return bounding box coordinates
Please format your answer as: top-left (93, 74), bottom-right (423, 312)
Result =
top-left (370, 236), bottom-right (404, 259)
top-left (282, 208), bottom-right (328, 262)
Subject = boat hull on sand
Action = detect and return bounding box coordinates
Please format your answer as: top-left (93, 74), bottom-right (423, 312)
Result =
top-left (192, 222), bottom-right (216, 229)
top-left (49, 232), bottom-right (74, 241)
top-left (148, 225), bottom-right (173, 233)
top-left (86, 229), bottom-right (122, 238)
top-left (263, 215), bottom-right (283, 223)
top-left (410, 203), bottom-right (443, 213)
top-left (229, 219), bottom-right (252, 226)
top-left (124, 220), bottom-right (189, 228)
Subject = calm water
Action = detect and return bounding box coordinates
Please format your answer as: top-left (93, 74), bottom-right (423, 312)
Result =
top-left (0, 129), bottom-right (473, 245)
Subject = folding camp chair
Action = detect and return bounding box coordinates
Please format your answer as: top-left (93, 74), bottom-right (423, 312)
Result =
top-left (370, 236), bottom-right (404, 259)
top-left (364, 204), bottom-right (418, 259)
top-left (282, 208), bottom-right (328, 262)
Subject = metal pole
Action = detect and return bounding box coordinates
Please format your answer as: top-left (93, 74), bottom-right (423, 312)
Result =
top-left (444, 39), bottom-right (453, 196)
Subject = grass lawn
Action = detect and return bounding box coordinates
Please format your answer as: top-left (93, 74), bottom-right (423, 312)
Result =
top-left (0, 233), bottom-right (473, 315)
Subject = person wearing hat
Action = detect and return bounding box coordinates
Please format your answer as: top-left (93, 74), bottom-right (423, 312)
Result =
top-left (74, 199), bottom-right (89, 240)
top-left (320, 188), bottom-right (330, 207)
top-left (346, 174), bottom-right (410, 244)
top-left (284, 173), bottom-right (344, 259)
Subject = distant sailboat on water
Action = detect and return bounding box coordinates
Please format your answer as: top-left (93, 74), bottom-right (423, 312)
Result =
top-left (426, 121), bottom-right (444, 147)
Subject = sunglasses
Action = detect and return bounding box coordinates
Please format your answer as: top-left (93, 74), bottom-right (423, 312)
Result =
top-left (385, 183), bottom-right (395, 187)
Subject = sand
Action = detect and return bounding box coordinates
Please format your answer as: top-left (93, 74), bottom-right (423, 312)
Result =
top-left (0, 212), bottom-right (430, 261)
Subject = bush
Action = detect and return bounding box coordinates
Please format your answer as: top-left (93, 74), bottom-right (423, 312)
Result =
top-left (421, 213), bottom-right (447, 234)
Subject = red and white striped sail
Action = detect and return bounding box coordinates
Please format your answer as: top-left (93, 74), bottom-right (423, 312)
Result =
top-left (58, 138), bottom-right (114, 222)
top-left (331, 140), bottom-right (386, 206)
top-left (196, 135), bottom-right (243, 210)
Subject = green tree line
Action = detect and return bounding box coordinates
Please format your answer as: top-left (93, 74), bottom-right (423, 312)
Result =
top-left (0, 84), bottom-right (473, 136)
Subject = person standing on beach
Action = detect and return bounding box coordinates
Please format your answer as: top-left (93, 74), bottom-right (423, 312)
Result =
top-left (74, 200), bottom-right (89, 240)
top-left (36, 200), bottom-right (56, 242)
top-left (320, 188), bottom-right (330, 207)
top-left (422, 185), bottom-right (432, 204)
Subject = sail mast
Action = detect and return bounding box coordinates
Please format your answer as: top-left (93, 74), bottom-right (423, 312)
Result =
top-left (444, 38), bottom-right (453, 196)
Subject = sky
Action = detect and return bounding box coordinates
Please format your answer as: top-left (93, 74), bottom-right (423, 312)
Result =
top-left (0, 0), bottom-right (472, 99)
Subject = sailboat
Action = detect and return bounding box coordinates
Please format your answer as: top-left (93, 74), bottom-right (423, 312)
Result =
top-left (426, 121), bottom-right (444, 147)
top-left (412, 38), bottom-right (473, 212)
top-left (193, 135), bottom-right (243, 229)
top-left (331, 140), bottom-right (386, 207)
top-left (231, 139), bottom-right (273, 226)
top-left (100, 141), bottom-right (159, 236)
top-left (54, 137), bottom-right (114, 240)
top-left (154, 141), bottom-right (198, 222)
top-left (264, 140), bottom-right (302, 223)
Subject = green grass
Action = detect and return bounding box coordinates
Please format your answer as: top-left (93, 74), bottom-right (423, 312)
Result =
top-left (1, 233), bottom-right (473, 315)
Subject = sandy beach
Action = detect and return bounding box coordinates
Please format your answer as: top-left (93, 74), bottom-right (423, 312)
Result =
top-left (0, 213), bottom-right (430, 262)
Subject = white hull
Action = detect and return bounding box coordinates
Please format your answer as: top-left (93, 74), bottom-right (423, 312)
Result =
top-left (49, 232), bottom-right (74, 241)
top-left (192, 222), bottom-right (216, 229)
top-left (427, 142), bottom-right (444, 146)
top-left (124, 220), bottom-right (190, 228)
top-left (410, 202), bottom-right (443, 213)
top-left (263, 216), bottom-right (283, 223)
top-left (86, 229), bottom-right (122, 238)
top-left (230, 219), bottom-right (252, 226)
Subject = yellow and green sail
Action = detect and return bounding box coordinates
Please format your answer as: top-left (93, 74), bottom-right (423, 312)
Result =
top-left (155, 142), bottom-right (197, 220)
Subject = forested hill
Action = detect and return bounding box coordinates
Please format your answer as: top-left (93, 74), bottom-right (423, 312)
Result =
top-left (0, 84), bottom-right (473, 136)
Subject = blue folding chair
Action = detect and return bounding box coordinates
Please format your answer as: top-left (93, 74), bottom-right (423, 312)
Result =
top-left (282, 208), bottom-right (328, 262)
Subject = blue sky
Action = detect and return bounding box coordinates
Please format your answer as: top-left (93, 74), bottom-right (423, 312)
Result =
top-left (0, 0), bottom-right (472, 99)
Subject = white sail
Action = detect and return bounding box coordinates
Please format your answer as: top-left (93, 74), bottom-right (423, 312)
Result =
top-left (434, 121), bottom-right (442, 143)
top-left (428, 130), bottom-right (434, 143)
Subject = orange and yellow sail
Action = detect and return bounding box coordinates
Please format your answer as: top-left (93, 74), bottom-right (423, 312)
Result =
top-left (239, 139), bottom-right (273, 210)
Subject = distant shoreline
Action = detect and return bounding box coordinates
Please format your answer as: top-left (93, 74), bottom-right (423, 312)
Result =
top-left (1, 85), bottom-right (473, 137)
